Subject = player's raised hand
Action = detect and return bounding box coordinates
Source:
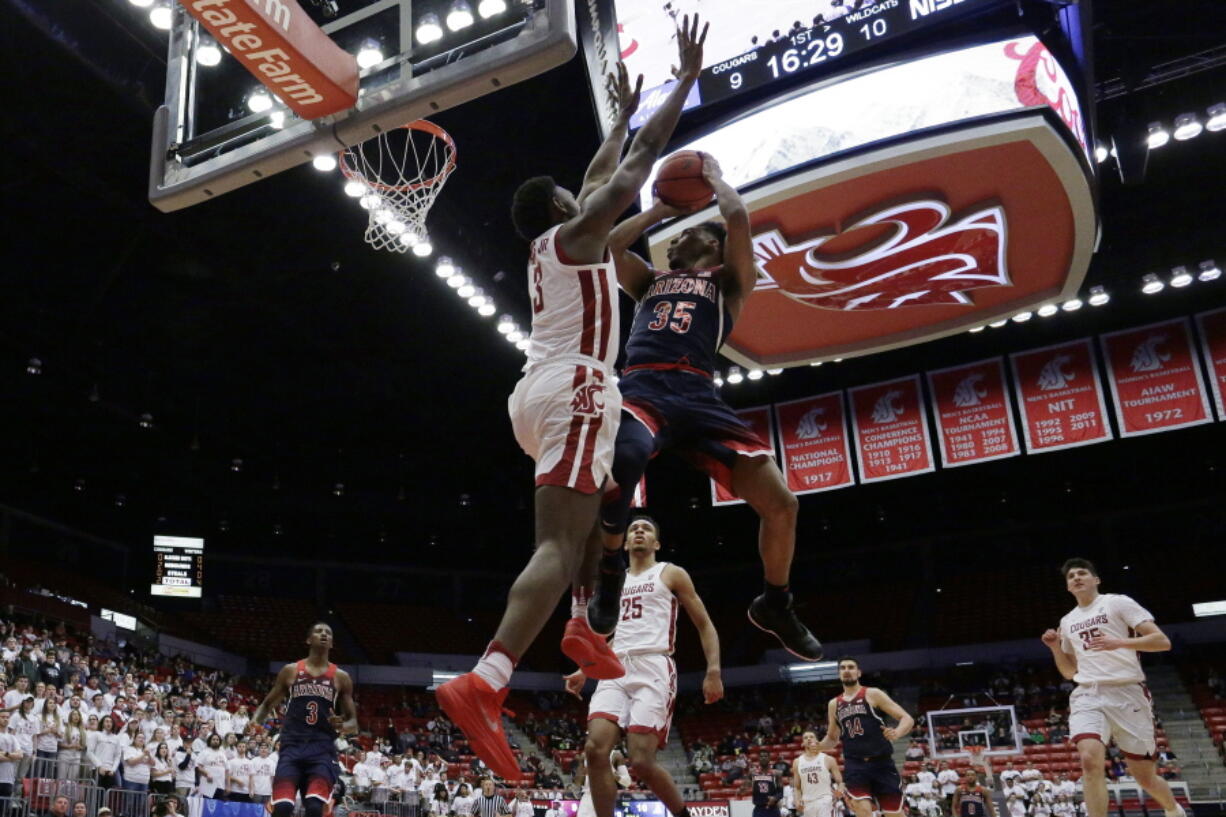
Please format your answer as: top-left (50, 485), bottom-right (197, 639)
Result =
top-left (1040, 629), bottom-right (1060, 648)
top-left (648, 195), bottom-right (700, 220)
top-left (883, 727), bottom-right (900, 741)
top-left (699, 152), bottom-right (725, 185)
top-left (702, 670), bottom-right (724, 704)
top-left (563, 670), bottom-right (587, 699)
top-left (670, 13), bottom-right (708, 82)
top-left (609, 62), bottom-right (644, 123)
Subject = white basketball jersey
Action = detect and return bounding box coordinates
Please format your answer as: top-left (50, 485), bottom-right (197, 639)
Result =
top-left (525, 224), bottom-right (619, 370)
top-left (612, 561), bottom-right (677, 656)
top-left (798, 752), bottom-right (833, 802)
top-left (1058, 593), bottom-right (1154, 684)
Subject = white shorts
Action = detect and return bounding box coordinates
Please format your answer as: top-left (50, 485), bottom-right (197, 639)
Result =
top-left (803, 798), bottom-right (834, 817)
top-left (509, 361), bottom-right (621, 495)
top-left (587, 654), bottom-right (676, 747)
top-left (577, 790), bottom-right (595, 817)
top-left (1069, 682), bottom-right (1156, 758)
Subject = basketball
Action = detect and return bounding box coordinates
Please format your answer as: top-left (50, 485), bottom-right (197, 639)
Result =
top-left (652, 150), bottom-right (714, 209)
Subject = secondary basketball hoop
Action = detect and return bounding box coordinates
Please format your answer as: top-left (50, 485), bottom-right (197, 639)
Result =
top-left (340, 120), bottom-right (457, 255)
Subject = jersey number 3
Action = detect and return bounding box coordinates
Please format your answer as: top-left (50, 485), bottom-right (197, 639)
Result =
top-left (305, 701), bottom-right (319, 725)
top-left (532, 263), bottom-right (544, 314)
top-left (647, 301), bottom-right (694, 334)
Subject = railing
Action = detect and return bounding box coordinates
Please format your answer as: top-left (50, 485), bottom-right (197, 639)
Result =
top-left (25, 756), bottom-right (97, 785)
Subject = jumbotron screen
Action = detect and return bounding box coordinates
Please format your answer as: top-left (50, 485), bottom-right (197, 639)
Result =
top-left (151, 535), bottom-right (204, 598)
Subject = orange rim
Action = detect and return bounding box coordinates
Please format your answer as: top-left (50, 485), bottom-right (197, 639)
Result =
top-left (338, 119), bottom-right (457, 193)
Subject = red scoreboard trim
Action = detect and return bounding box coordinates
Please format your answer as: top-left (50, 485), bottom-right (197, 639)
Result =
top-left (710, 405), bottom-right (777, 507)
top-left (1195, 307), bottom-right (1226, 421)
top-left (925, 357), bottom-right (1021, 468)
top-left (1099, 318), bottom-right (1212, 437)
top-left (848, 374), bottom-right (936, 483)
top-left (773, 391), bottom-right (856, 495)
top-left (1009, 337), bottom-right (1113, 453)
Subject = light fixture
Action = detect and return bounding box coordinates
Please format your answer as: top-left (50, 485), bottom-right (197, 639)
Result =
top-left (446, 273), bottom-right (467, 290)
top-left (507, 330), bottom-right (524, 343)
top-left (446, 0), bottom-right (474, 31)
top-left (1094, 143), bottom-right (1109, 163)
top-left (333, 482), bottom-right (345, 497)
top-left (128, 0), bottom-right (154, 7)
top-left (747, 368), bottom-right (764, 381)
top-left (767, 368), bottom-right (783, 375)
top-left (268, 110), bottom-right (285, 129)
top-left (398, 232), bottom-right (419, 248)
top-left (1087, 285), bottom-right (1110, 306)
top-left (989, 319), bottom-right (1008, 328)
top-left (478, 0), bottom-right (507, 17)
top-left (1198, 260), bottom-right (1221, 282)
top-left (497, 315), bottom-right (515, 334)
top-left (139, 412), bottom-right (155, 429)
top-left (1012, 311), bottom-right (1032, 323)
top-left (1146, 121), bottom-right (1169, 149)
top-left (247, 89), bottom-right (273, 113)
top-left (386, 220), bottom-right (406, 235)
top-left (115, 494), bottom-right (127, 508)
top-left (373, 208), bottom-right (394, 225)
top-left (968, 326), bottom-right (985, 333)
top-left (231, 458), bottom-right (243, 472)
top-left (1061, 298), bottom-right (1083, 311)
top-left (478, 302), bottom-right (497, 317)
top-left (26, 357), bottom-right (42, 375)
top-left (415, 13), bottom-right (443, 44)
top-left (355, 39), bottom-right (384, 70)
top-left (726, 366), bottom-right (744, 385)
top-left (312, 154), bottom-right (338, 172)
top-left (1170, 266), bottom-right (1193, 288)
top-left (1173, 113), bottom-right (1203, 141)
top-left (457, 280), bottom-right (477, 299)
top-left (195, 35), bottom-right (222, 67)
top-left (1037, 303), bottom-right (1059, 317)
top-left (713, 371), bottom-right (724, 387)
top-left (515, 338), bottom-right (529, 351)
top-left (149, 3), bottom-right (173, 30)
top-left (435, 257), bottom-right (456, 278)
top-left (467, 289), bottom-right (487, 307)
top-left (359, 193), bottom-right (381, 210)
top-left (1141, 273), bottom-right (1164, 294)
top-left (412, 239), bottom-right (433, 257)
top-left (1207, 103), bottom-right (1226, 133)
top-left (343, 179), bottom-right (366, 198)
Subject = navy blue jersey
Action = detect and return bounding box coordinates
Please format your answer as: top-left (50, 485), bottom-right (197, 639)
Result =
top-left (835, 687), bottom-right (893, 759)
top-left (751, 773), bottom-right (778, 807)
top-left (279, 660), bottom-right (339, 746)
top-left (624, 267), bottom-right (731, 375)
top-left (959, 786), bottom-right (990, 817)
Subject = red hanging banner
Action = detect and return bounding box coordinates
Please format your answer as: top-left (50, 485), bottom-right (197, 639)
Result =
top-left (848, 375), bottom-right (936, 483)
top-left (773, 392), bottom-right (856, 495)
top-left (710, 406), bottom-right (776, 507)
top-left (1099, 318), bottom-right (1212, 437)
top-left (630, 477), bottom-right (648, 508)
top-left (1196, 307), bottom-right (1226, 421)
top-left (925, 357), bottom-right (1021, 467)
top-left (1010, 338), bottom-right (1112, 452)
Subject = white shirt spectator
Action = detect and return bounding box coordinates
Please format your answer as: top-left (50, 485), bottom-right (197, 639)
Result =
top-left (1054, 781), bottom-right (1075, 798)
top-left (917, 769), bottom-right (937, 789)
top-left (227, 756), bottom-right (253, 794)
top-left (3, 689), bottom-right (28, 711)
top-left (782, 783), bottom-right (795, 812)
top-left (231, 714), bottom-right (249, 735)
top-left (513, 798), bottom-right (535, 817)
top-left (0, 731), bottom-right (21, 785)
top-left (197, 704), bottom-right (217, 724)
top-left (1006, 796), bottom-right (1027, 817)
top-left (453, 795), bottom-right (476, 816)
top-left (197, 748), bottom-right (229, 798)
top-left (938, 769), bottom-right (959, 796)
top-left (89, 732), bottom-right (124, 775)
top-left (1000, 768), bottom-right (1022, 787)
top-left (35, 718), bottom-right (61, 753)
top-left (174, 746), bottom-right (197, 791)
top-left (9, 712), bottom-right (40, 754)
top-left (906, 781), bottom-right (933, 806)
top-left (1003, 783), bottom-right (1027, 802)
top-left (123, 745), bottom-right (153, 785)
top-left (919, 795), bottom-right (943, 817)
top-left (215, 710), bottom-right (234, 738)
top-left (252, 755), bottom-right (276, 797)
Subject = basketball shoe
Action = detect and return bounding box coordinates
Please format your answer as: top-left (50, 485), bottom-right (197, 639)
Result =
top-left (748, 593), bottom-right (823, 661)
top-left (586, 555), bottom-right (626, 636)
top-left (561, 617), bottom-right (625, 679)
top-left (436, 673), bottom-right (520, 781)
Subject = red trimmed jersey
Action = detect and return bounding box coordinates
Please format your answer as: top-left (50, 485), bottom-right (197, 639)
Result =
top-left (525, 225), bottom-right (618, 370)
top-left (280, 660), bottom-right (339, 746)
top-left (611, 561), bottom-right (677, 656)
top-left (835, 687), bottom-right (892, 760)
top-left (624, 267), bottom-right (731, 375)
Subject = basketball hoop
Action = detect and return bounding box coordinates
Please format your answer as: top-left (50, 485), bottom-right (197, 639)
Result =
top-left (339, 120), bottom-right (457, 254)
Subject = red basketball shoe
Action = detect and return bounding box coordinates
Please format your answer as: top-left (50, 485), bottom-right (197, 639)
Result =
top-left (435, 673), bottom-right (520, 782)
top-left (561, 616), bottom-right (625, 680)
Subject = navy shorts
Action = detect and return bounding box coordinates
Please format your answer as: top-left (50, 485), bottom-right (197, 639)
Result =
top-left (618, 367), bottom-right (773, 491)
top-left (843, 756), bottom-right (903, 812)
top-left (273, 742), bottom-right (336, 802)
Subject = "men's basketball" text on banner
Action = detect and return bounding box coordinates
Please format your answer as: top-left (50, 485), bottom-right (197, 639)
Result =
top-left (774, 392), bottom-right (855, 494)
top-left (711, 406), bottom-right (775, 507)
top-left (1010, 338), bottom-right (1112, 453)
top-left (1100, 318), bottom-right (1212, 437)
top-left (926, 357), bottom-right (1020, 467)
top-left (1195, 307), bottom-right (1226, 421)
top-left (848, 375), bottom-right (935, 483)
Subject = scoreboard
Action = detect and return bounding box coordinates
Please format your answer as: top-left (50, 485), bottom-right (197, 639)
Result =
top-left (151, 535), bottom-right (204, 598)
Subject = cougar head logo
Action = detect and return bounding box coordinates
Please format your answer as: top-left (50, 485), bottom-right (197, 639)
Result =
top-left (795, 407), bottom-right (828, 440)
top-left (952, 373), bottom-right (988, 408)
top-left (1130, 334), bottom-right (1171, 373)
top-left (871, 390), bottom-right (905, 424)
top-left (570, 379), bottom-right (606, 418)
top-left (1037, 354), bottom-right (1075, 391)
top-left (752, 198), bottom-right (1010, 311)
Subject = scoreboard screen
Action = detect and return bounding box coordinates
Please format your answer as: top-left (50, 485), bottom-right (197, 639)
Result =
top-left (151, 535), bottom-right (204, 598)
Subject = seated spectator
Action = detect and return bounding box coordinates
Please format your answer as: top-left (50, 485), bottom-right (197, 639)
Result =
top-left (906, 741), bottom-right (926, 761)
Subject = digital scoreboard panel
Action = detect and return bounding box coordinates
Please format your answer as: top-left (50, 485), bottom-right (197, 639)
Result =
top-left (616, 0), bottom-right (1003, 130)
top-left (151, 535), bottom-right (204, 598)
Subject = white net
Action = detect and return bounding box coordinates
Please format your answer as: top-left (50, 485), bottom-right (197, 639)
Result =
top-left (340, 121), bottom-right (456, 254)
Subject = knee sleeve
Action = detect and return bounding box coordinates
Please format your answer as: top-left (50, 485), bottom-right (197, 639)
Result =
top-left (272, 802), bottom-right (295, 817)
top-left (303, 798), bottom-right (326, 817)
top-left (600, 416), bottom-right (656, 534)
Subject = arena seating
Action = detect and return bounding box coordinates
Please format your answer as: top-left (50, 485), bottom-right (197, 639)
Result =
top-left (179, 594), bottom-right (335, 660)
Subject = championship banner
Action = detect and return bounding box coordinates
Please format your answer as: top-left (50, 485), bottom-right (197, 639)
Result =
top-left (1195, 307), bottom-right (1226, 420)
top-left (1100, 318), bottom-right (1213, 436)
top-left (1010, 338), bottom-right (1112, 452)
top-left (773, 392), bottom-right (856, 494)
top-left (711, 406), bottom-right (776, 507)
top-left (925, 357), bottom-right (1020, 467)
top-left (848, 375), bottom-right (936, 483)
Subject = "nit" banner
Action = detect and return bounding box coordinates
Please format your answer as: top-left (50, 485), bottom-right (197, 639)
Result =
top-left (1010, 338), bottom-right (1112, 453)
top-left (1100, 318), bottom-right (1212, 437)
top-left (774, 392), bottom-right (856, 494)
top-left (926, 357), bottom-right (1020, 467)
top-left (848, 375), bottom-right (935, 482)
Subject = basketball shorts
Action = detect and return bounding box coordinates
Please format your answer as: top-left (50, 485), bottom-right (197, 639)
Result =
top-left (509, 360), bottom-right (621, 495)
top-left (1069, 682), bottom-right (1156, 758)
top-left (843, 756), bottom-right (903, 812)
top-left (618, 367), bottom-right (774, 493)
top-left (577, 790), bottom-right (595, 817)
top-left (802, 797), bottom-right (834, 817)
top-left (587, 653), bottom-right (676, 748)
top-left (272, 742), bottom-right (337, 804)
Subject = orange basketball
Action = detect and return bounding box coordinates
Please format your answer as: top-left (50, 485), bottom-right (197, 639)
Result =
top-left (652, 150), bottom-right (714, 209)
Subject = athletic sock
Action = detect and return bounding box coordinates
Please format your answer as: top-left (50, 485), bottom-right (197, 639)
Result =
top-left (763, 581), bottom-right (791, 608)
top-left (1164, 808), bottom-right (1184, 817)
top-left (571, 588), bottom-right (590, 619)
top-left (472, 641), bottom-right (517, 691)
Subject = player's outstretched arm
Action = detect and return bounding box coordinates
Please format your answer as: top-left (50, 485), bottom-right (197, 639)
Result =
top-left (817, 699), bottom-right (840, 752)
top-left (868, 688), bottom-right (915, 741)
top-left (666, 564), bottom-right (723, 703)
top-left (577, 63), bottom-right (643, 206)
top-left (334, 669), bottom-right (359, 736)
top-left (607, 198), bottom-right (696, 298)
top-left (701, 156), bottom-right (755, 312)
top-left (791, 757), bottom-right (803, 802)
top-left (827, 753), bottom-right (844, 795)
top-left (252, 664), bottom-right (294, 727)
top-left (1040, 629), bottom-right (1077, 680)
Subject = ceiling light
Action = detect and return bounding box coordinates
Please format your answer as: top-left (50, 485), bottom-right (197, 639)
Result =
top-left (415, 12), bottom-right (443, 44)
top-left (515, 338), bottom-right (529, 351)
top-left (1094, 143), bottom-right (1108, 163)
top-left (1198, 260), bottom-right (1221, 282)
top-left (457, 281), bottom-right (476, 299)
top-left (247, 89), bottom-right (273, 113)
top-left (446, 273), bottom-right (467, 290)
top-left (446, 0), bottom-right (474, 31)
top-left (1037, 303), bottom-right (1059, 317)
top-left (726, 366), bottom-right (744, 385)
top-left (386, 219), bottom-right (406, 235)
top-left (478, 0), bottom-right (507, 17)
top-left (149, 3), bottom-right (173, 30)
top-left (1141, 273), bottom-right (1164, 295)
top-left (989, 319), bottom-right (1008, 328)
top-left (497, 315), bottom-right (515, 334)
top-left (968, 326), bottom-right (985, 333)
top-left (412, 240), bottom-right (433, 257)
top-left (356, 39), bottom-right (383, 70)
top-left (231, 458), bottom-right (243, 472)
top-left (1207, 103), bottom-right (1226, 133)
top-left (747, 368), bottom-right (764, 380)
top-left (344, 179), bottom-right (366, 198)
top-left (1169, 266), bottom-right (1193, 288)
top-left (1061, 298), bottom-right (1083, 311)
top-left (478, 302), bottom-right (497, 317)
top-left (312, 154), bottom-right (337, 172)
top-left (1087, 285), bottom-right (1109, 306)
top-left (268, 110), bottom-right (285, 129)
top-left (767, 368), bottom-right (783, 375)
top-left (507, 330), bottom-right (524, 343)
top-left (129, 0), bottom-right (154, 7)
top-left (359, 193), bottom-right (380, 210)
top-left (1146, 121), bottom-right (1169, 149)
top-left (435, 257), bottom-right (456, 278)
top-left (1012, 311), bottom-right (1032, 323)
top-left (26, 357), bottom-right (42, 375)
top-left (467, 289), bottom-right (487, 307)
top-left (1173, 112), bottom-right (1203, 141)
top-left (139, 412), bottom-right (155, 429)
top-left (373, 208), bottom-right (394, 225)
top-left (713, 371), bottom-right (724, 387)
top-left (195, 36), bottom-right (222, 66)
top-left (398, 232), bottom-right (419, 248)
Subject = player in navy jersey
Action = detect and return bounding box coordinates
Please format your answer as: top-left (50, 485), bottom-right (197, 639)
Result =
top-left (252, 623), bottom-right (358, 817)
top-left (817, 657), bottom-right (914, 817)
top-left (588, 154), bottom-right (821, 661)
top-left (952, 771), bottom-right (997, 817)
top-left (750, 763), bottom-right (782, 817)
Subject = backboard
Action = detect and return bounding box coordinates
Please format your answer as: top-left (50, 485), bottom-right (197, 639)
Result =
top-left (927, 705), bottom-right (1022, 759)
top-left (149, 0), bottom-right (575, 211)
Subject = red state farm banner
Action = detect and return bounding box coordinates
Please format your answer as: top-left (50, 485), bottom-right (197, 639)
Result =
top-left (1100, 318), bottom-right (1213, 436)
top-left (925, 357), bottom-right (1021, 467)
top-left (1196, 307), bottom-right (1226, 420)
top-left (711, 406), bottom-right (776, 507)
top-left (848, 375), bottom-right (936, 483)
top-left (1010, 338), bottom-right (1112, 452)
top-left (773, 392), bottom-right (856, 494)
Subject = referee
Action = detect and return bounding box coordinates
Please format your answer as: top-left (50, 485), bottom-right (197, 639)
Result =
top-left (471, 779), bottom-right (512, 817)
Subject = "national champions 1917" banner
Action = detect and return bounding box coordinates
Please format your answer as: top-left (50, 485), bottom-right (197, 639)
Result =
top-left (773, 392), bottom-right (855, 494)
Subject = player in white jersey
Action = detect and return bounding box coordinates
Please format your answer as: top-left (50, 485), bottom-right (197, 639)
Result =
top-left (792, 731), bottom-right (843, 817)
top-left (564, 516), bottom-right (723, 817)
top-left (574, 750), bottom-right (631, 817)
top-left (437, 15), bottom-right (710, 784)
top-left (1041, 558), bottom-right (1185, 817)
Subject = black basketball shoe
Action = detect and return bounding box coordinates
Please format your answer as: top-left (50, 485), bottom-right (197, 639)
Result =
top-left (587, 557), bottom-right (627, 637)
top-left (748, 593), bottom-right (823, 661)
